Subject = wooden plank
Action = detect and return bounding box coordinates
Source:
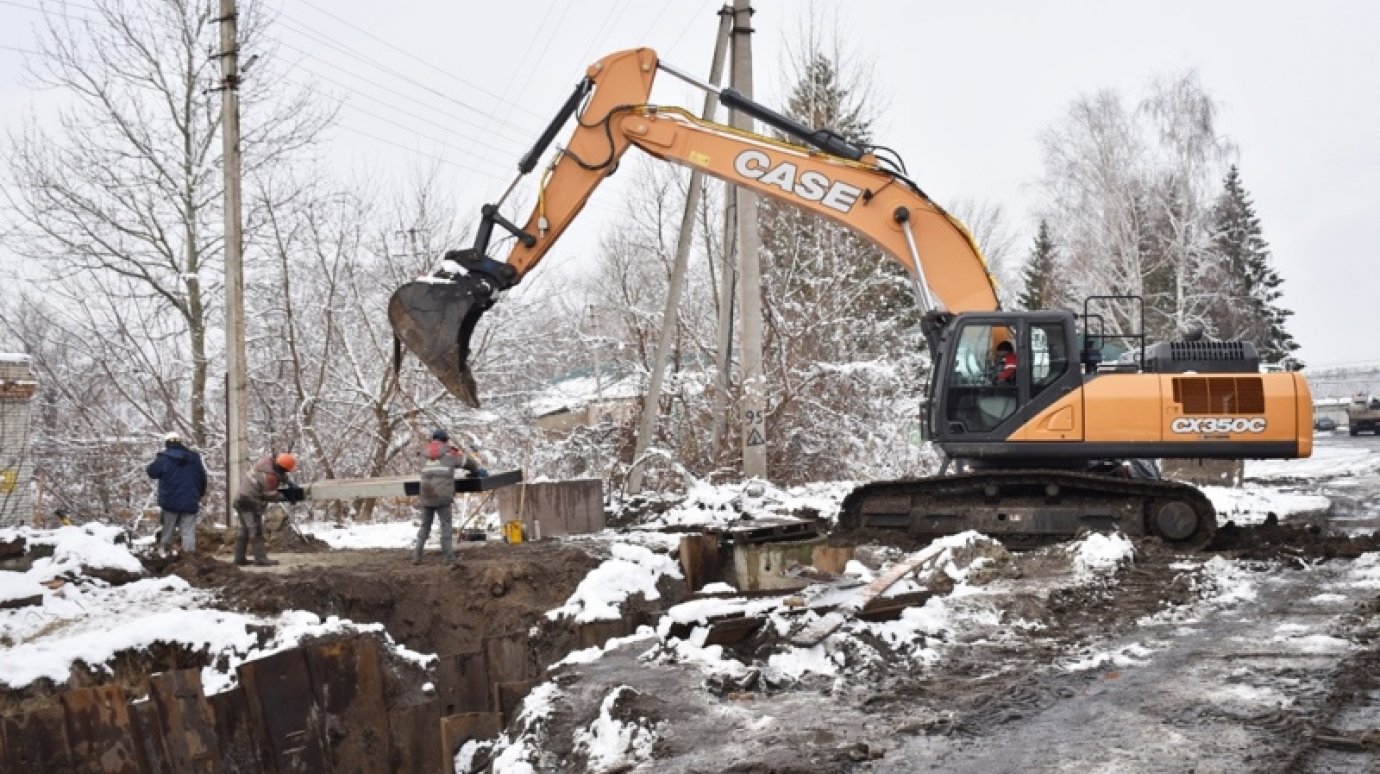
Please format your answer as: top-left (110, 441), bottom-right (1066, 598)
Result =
top-left (483, 633), bottom-right (532, 687)
top-left (856, 591), bottom-right (933, 622)
top-left (147, 670), bottom-right (221, 773)
top-left (306, 638), bottom-right (391, 774)
top-left (678, 534), bottom-right (720, 592)
top-left (790, 546), bottom-right (944, 646)
top-left (128, 700), bottom-right (174, 774)
top-left (575, 618), bottom-right (634, 649)
top-left (60, 684), bottom-right (148, 773)
top-left (208, 688), bottom-right (259, 773)
top-left (811, 546), bottom-right (855, 574)
top-left (703, 615), bottom-right (765, 646)
top-left (387, 700), bottom-right (441, 774)
top-left (434, 650), bottom-right (491, 715)
top-left (238, 647), bottom-right (332, 773)
top-left (1, 703), bottom-right (75, 773)
top-left (439, 713), bottom-right (502, 761)
top-left (494, 682), bottom-right (532, 726)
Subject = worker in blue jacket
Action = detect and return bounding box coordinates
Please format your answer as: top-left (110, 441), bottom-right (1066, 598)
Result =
top-left (146, 432), bottom-right (208, 556)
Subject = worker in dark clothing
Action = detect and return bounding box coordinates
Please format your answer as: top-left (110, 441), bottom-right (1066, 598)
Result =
top-left (414, 429), bottom-right (486, 565)
top-left (233, 453), bottom-right (298, 566)
top-left (146, 432), bottom-right (208, 556)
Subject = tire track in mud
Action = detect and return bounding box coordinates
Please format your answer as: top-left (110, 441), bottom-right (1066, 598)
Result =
top-left (875, 544), bottom-right (1380, 773)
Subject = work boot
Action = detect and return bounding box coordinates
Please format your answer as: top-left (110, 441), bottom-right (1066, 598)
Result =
top-left (253, 558), bottom-right (280, 567)
top-left (251, 536), bottom-right (271, 566)
top-left (233, 532), bottom-right (249, 566)
top-left (411, 542), bottom-right (423, 565)
top-left (443, 554), bottom-right (456, 566)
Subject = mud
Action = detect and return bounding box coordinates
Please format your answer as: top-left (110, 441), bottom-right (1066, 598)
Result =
top-left (171, 541), bottom-right (604, 658)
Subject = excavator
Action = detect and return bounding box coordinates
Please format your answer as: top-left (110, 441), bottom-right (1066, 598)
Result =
top-left (389, 48), bottom-right (1313, 549)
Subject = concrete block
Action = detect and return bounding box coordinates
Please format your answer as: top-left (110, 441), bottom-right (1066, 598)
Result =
top-left (496, 479), bottom-right (604, 537)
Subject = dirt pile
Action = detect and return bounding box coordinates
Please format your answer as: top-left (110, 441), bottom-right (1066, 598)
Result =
top-left (1208, 514), bottom-right (1380, 560)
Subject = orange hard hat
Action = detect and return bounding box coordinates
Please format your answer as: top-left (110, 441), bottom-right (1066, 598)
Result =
top-left (275, 452), bottom-right (298, 472)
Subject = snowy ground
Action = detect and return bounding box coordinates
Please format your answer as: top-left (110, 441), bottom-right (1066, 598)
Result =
top-left (3, 433), bottom-right (1380, 772)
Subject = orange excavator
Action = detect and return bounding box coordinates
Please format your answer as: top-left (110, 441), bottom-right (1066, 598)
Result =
top-left (389, 48), bottom-right (1313, 548)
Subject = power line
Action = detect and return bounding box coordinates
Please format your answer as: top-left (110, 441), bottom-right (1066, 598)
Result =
top-left (273, 12), bottom-right (539, 140)
top-left (264, 34), bottom-right (534, 157)
top-left (465, 0), bottom-right (568, 171)
top-left (289, 60), bottom-right (526, 164)
top-left (290, 0), bottom-right (549, 124)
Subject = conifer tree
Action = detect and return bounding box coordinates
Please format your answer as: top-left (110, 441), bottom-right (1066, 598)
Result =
top-left (1017, 220), bottom-right (1061, 310)
top-left (1209, 165), bottom-right (1301, 366)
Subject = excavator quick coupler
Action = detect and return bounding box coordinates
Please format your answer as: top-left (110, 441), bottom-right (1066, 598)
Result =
top-left (387, 254), bottom-right (501, 408)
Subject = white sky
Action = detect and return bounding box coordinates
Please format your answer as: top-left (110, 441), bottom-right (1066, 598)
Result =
top-left (1, 0), bottom-right (1377, 369)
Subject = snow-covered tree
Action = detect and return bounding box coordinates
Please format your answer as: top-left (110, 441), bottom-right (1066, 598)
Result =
top-left (1208, 165), bottom-right (1301, 366)
top-left (1018, 220), bottom-right (1064, 311)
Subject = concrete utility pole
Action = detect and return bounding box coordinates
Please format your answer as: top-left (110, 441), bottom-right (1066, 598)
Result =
top-left (627, 7), bottom-right (734, 494)
top-left (218, 0), bottom-right (249, 519)
top-left (730, 0), bottom-right (768, 480)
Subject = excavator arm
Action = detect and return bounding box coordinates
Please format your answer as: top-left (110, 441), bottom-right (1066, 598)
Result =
top-left (389, 47), bottom-right (999, 406)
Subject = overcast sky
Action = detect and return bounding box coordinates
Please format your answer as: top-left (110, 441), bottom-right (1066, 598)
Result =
top-left (2, 0), bottom-right (1377, 370)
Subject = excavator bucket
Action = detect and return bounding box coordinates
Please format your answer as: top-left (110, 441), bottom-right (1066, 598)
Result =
top-left (387, 277), bottom-right (494, 408)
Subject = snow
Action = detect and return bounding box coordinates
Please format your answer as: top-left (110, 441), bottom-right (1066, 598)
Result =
top-left (526, 372), bottom-right (645, 418)
top-left (1201, 485), bottom-right (1330, 525)
top-left (546, 543), bottom-right (681, 624)
top-left (1248, 443), bottom-right (1380, 481)
top-left (571, 686), bottom-right (658, 772)
top-left (303, 520), bottom-right (419, 549)
top-left (1071, 531), bottom-right (1136, 576)
top-left (0, 571), bottom-right (44, 605)
top-left (0, 352), bottom-right (31, 363)
top-left (766, 644), bottom-right (840, 680)
top-left (638, 479), bottom-right (855, 530)
top-left (1063, 642), bottom-right (1156, 672)
top-left (0, 527), bottom-right (432, 693)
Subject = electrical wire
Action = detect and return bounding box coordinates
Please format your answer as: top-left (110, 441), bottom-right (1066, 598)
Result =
top-left (291, 0), bottom-right (549, 124)
top-left (290, 60), bottom-right (526, 163)
top-left (273, 12), bottom-right (539, 140)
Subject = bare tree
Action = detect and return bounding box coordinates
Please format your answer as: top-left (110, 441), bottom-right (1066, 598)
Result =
top-left (2, 0), bottom-right (333, 450)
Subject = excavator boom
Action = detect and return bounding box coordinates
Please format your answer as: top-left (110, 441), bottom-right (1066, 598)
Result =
top-left (388, 47), bottom-right (998, 406)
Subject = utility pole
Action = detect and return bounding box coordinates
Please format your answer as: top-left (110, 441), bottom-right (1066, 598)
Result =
top-left (218, 0), bottom-right (249, 518)
top-left (730, 0), bottom-right (768, 480)
top-left (627, 6), bottom-right (734, 494)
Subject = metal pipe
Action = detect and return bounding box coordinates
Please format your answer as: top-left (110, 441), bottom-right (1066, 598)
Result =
top-left (895, 207), bottom-right (937, 314)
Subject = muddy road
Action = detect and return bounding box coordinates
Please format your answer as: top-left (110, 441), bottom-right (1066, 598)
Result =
top-left (516, 434), bottom-right (1380, 773)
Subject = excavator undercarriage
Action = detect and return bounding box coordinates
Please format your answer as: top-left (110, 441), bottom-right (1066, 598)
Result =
top-left (836, 469), bottom-right (1217, 550)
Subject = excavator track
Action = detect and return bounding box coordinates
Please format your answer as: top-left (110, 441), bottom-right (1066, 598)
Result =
top-left (836, 470), bottom-right (1217, 550)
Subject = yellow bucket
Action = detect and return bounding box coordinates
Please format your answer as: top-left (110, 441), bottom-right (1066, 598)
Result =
top-left (502, 520), bottom-right (525, 545)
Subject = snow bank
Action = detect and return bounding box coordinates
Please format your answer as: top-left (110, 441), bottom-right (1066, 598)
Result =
top-left (0, 524), bottom-right (146, 580)
top-left (638, 479), bottom-right (854, 530)
top-left (1201, 485), bottom-right (1330, 525)
top-left (0, 526), bottom-right (431, 693)
top-left (546, 543), bottom-right (682, 623)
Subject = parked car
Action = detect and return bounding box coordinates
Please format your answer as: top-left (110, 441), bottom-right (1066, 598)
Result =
top-left (1315, 416), bottom-right (1338, 432)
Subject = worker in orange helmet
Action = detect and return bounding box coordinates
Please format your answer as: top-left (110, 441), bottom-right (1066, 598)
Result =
top-left (232, 452), bottom-right (299, 567)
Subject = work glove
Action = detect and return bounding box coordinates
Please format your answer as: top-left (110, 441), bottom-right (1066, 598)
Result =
top-left (475, 467), bottom-right (489, 478)
top-left (280, 485), bottom-right (306, 503)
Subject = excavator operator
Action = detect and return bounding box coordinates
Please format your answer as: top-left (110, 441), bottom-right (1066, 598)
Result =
top-left (994, 341), bottom-right (1017, 384)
